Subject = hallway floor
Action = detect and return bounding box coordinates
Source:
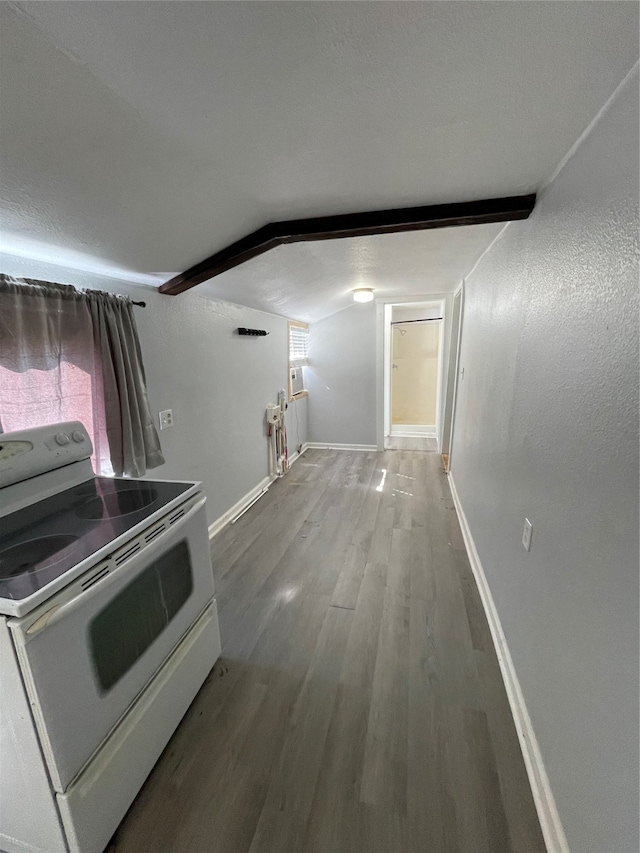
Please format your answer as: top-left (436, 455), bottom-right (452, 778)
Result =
top-left (384, 436), bottom-right (438, 451)
top-left (109, 449), bottom-right (545, 853)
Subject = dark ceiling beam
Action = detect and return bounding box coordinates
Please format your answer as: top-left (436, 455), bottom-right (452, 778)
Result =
top-left (159, 193), bottom-right (536, 295)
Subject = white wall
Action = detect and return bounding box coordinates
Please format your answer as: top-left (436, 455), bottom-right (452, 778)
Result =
top-left (450, 67), bottom-right (639, 853)
top-left (306, 297), bottom-right (457, 449)
top-left (0, 256), bottom-right (308, 526)
top-left (306, 302), bottom-right (377, 446)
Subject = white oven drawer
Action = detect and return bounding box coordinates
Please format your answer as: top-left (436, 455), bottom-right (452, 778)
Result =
top-left (9, 494), bottom-right (216, 793)
top-left (58, 601), bottom-right (221, 853)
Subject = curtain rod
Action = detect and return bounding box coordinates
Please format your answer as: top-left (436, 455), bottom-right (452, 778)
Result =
top-left (391, 317), bottom-right (442, 325)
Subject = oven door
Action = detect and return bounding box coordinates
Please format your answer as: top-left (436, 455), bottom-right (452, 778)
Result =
top-left (8, 493), bottom-right (217, 793)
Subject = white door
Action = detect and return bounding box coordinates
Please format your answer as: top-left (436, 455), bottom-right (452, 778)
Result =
top-left (9, 494), bottom-right (215, 792)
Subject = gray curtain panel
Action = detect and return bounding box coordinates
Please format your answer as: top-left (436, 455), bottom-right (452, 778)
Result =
top-left (84, 288), bottom-right (164, 476)
top-left (0, 275), bottom-right (164, 477)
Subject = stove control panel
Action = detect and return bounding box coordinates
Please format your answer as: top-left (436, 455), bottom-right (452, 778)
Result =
top-left (0, 440), bottom-right (33, 461)
top-left (0, 421), bottom-right (93, 489)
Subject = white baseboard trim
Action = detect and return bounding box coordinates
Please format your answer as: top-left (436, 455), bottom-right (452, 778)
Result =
top-left (390, 424), bottom-right (436, 437)
top-left (207, 443), bottom-right (309, 540)
top-left (208, 474), bottom-right (274, 539)
top-left (305, 442), bottom-right (377, 452)
top-left (287, 442), bottom-right (309, 466)
top-left (448, 472), bottom-right (569, 853)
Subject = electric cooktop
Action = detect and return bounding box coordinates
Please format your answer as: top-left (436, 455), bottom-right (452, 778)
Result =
top-left (0, 477), bottom-right (192, 602)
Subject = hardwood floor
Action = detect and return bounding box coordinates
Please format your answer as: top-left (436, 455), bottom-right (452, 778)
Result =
top-left (109, 449), bottom-right (545, 853)
top-left (384, 436), bottom-right (438, 451)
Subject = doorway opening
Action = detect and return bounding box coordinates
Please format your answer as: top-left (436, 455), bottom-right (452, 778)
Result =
top-left (382, 300), bottom-right (444, 452)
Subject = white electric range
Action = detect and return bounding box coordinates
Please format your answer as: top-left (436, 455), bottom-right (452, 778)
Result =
top-left (0, 421), bottom-right (221, 853)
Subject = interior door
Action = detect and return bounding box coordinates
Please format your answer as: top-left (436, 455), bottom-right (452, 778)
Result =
top-left (9, 495), bottom-right (215, 792)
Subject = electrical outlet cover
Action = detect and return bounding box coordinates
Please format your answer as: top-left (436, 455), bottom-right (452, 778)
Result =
top-left (522, 518), bottom-right (533, 551)
top-left (159, 409), bottom-right (174, 430)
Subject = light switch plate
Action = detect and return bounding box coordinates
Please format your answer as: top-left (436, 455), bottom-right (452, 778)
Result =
top-left (522, 518), bottom-right (533, 551)
top-left (159, 409), bottom-right (174, 430)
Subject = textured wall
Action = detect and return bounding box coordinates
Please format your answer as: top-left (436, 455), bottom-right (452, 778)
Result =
top-left (0, 256), bottom-right (308, 526)
top-left (307, 302), bottom-right (377, 445)
top-left (451, 68), bottom-right (639, 852)
top-left (129, 286), bottom-right (309, 527)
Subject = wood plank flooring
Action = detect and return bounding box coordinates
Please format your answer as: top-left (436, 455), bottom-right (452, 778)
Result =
top-left (384, 437), bottom-right (438, 452)
top-left (109, 449), bottom-right (545, 853)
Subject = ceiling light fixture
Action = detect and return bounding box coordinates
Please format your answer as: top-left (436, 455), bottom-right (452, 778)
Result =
top-left (353, 288), bottom-right (374, 303)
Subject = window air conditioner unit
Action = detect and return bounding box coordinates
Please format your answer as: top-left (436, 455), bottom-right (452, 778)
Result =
top-left (290, 367), bottom-right (304, 396)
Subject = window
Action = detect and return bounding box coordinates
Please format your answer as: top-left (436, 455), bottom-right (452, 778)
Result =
top-left (0, 282), bottom-right (112, 474)
top-left (288, 321), bottom-right (309, 400)
top-left (89, 540), bottom-right (193, 693)
top-left (0, 276), bottom-right (164, 477)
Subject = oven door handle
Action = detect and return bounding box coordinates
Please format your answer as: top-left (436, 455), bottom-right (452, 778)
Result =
top-left (21, 494), bottom-right (208, 637)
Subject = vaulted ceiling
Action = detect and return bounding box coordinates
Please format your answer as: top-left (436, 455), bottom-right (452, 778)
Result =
top-left (0, 2), bottom-right (637, 321)
top-left (197, 224), bottom-right (506, 323)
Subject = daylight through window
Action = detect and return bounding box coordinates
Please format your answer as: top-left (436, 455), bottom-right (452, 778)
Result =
top-left (288, 321), bottom-right (309, 400)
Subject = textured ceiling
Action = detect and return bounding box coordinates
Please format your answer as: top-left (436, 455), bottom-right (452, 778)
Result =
top-left (0, 1), bottom-right (637, 320)
top-left (198, 224), bottom-right (504, 322)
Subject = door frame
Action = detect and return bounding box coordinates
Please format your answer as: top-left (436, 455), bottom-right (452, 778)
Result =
top-left (446, 281), bottom-right (465, 470)
top-left (441, 282), bottom-right (464, 465)
top-left (376, 294), bottom-right (450, 451)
